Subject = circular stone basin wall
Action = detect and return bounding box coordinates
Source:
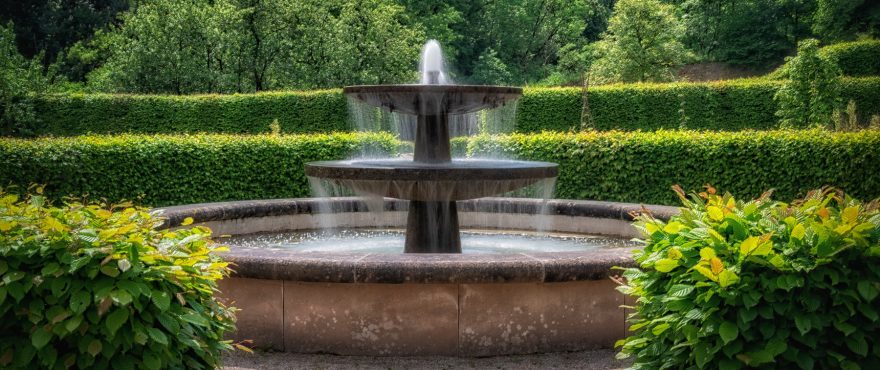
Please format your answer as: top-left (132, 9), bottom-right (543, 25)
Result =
top-left (157, 198), bottom-right (677, 356)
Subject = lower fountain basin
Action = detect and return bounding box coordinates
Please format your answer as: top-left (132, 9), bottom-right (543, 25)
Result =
top-left (306, 159), bottom-right (558, 201)
top-left (157, 198), bottom-right (678, 356)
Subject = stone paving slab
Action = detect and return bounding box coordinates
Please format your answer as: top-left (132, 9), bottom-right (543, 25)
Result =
top-left (222, 349), bottom-right (630, 370)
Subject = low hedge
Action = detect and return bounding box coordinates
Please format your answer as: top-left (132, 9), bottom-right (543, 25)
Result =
top-left (2, 130), bottom-right (877, 207)
top-left (0, 133), bottom-right (397, 206)
top-left (30, 90), bottom-right (348, 136)
top-left (11, 77), bottom-right (880, 136)
top-left (0, 190), bottom-right (236, 369)
top-left (618, 188), bottom-right (880, 368)
top-left (467, 130), bottom-right (880, 205)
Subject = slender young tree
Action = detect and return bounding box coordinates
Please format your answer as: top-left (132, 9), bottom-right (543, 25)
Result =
top-left (774, 39), bottom-right (842, 128)
top-left (590, 0), bottom-right (691, 83)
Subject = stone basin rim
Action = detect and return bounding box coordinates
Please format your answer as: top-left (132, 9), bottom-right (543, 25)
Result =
top-left (305, 159), bottom-right (559, 181)
top-left (155, 197), bottom-right (678, 284)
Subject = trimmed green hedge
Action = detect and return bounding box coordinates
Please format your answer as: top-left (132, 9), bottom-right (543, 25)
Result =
top-left (18, 77), bottom-right (880, 136)
top-left (517, 77), bottom-right (880, 132)
top-left (822, 39), bottom-right (880, 77)
top-left (0, 133), bottom-right (396, 206)
top-left (31, 90), bottom-right (348, 136)
top-left (2, 131), bottom-right (877, 207)
top-left (468, 130), bottom-right (880, 205)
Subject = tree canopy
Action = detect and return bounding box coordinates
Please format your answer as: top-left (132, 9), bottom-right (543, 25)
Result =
top-left (1, 0), bottom-right (878, 91)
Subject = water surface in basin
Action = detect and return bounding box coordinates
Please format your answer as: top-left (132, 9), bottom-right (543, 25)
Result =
top-left (222, 229), bottom-right (637, 254)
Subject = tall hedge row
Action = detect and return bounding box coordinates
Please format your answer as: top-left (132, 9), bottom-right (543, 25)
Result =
top-left (2, 131), bottom-right (877, 207)
top-left (0, 133), bottom-right (397, 206)
top-left (468, 130), bottom-right (880, 205)
top-left (517, 77), bottom-right (880, 132)
top-left (31, 90), bottom-right (348, 136)
top-left (517, 79), bottom-right (782, 132)
top-left (18, 77), bottom-right (880, 136)
top-left (821, 39), bottom-right (880, 77)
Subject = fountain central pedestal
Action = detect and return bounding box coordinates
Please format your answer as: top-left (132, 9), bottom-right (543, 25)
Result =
top-left (306, 84), bottom-right (556, 253)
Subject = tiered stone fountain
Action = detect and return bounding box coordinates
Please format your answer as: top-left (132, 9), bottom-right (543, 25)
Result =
top-left (159, 41), bottom-right (679, 356)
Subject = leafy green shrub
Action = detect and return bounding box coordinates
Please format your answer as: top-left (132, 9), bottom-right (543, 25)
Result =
top-left (775, 39), bottom-right (842, 128)
top-left (29, 89), bottom-right (348, 136)
top-left (0, 133), bottom-right (397, 206)
top-left (616, 187), bottom-right (880, 369)
top-left (0, 189), bottom-right (236, 369)
top-left (467, 130), bottom-right (880, 205)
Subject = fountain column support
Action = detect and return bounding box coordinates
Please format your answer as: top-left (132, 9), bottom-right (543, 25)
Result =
top-left (406, 110), bottom-right (462, 253)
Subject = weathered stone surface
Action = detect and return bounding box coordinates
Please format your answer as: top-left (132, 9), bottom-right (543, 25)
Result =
top-left (282, 282), bottom-right (459, 355)
top-left (354, 253), bottom-right (544, 284)
top-left (218, 278), bottom-right (284, 350)
top-left (458, 280), bottom-right (625, 356)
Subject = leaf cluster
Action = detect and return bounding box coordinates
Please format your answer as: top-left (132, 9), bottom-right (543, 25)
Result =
top-left (0, 189), bottom-right (236, 369)
top-left (616, 187), bottom-right (880, 369)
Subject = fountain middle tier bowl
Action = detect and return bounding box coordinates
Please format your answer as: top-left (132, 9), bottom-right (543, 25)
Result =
top-left (343, 84), bottom-right (522, 115)
top-left (306, 159), bottom-right (558, 201)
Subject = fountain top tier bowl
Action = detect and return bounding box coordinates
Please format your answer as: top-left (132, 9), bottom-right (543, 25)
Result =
top-left (343, 84), bottom-right (522, 115)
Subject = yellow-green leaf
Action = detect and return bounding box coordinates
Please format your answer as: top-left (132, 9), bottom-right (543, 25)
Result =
top-left (790, 224), bottom-right (806, 240)
top-left (719, 270), bottom-right (740, 288)
top-left (667, 248), bottom-right (683, 260)
top-left (664, 222), bottom-right (685, 234)
top-left (654, 259), bottom-right (679, 273)
top-left (695, 266), bottom-right (718, 282)
top-left (707, 206), bottom-right (724, 221)
top-left (769, 255), bottom-right (785, 268)
top-left (841, 206), bottom-right (859, 224)
top-left (699, 247), bottom-right (716, 260)
top-left (740, 236), bottom-right (760, 256)
top-left (0, 221), bottom-right (14, 232)
top-left (752, 241), bottom-right (773, 256)
top-left (834, 224), bottom-right (853, 235)
top-left (652, 323), bottom-right (671, 335)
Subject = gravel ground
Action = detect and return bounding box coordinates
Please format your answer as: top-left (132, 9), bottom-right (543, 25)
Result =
top-left (222, 350), bottom-right (630, 370)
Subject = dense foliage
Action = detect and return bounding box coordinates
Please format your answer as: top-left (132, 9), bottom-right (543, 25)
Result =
top-left (85, 0), bottom-right (424, 94)
top-left (3, 0), bottom-right (878, 88)
top-left (0, 133), bottom-right (397, 206)
top-left (28, 90), bottom-right (348, 136)
top-left (11, 77), bottom-right (879, 137)
top-left (0, 189), bottom-right (236, 369)
top-left (616, 187), bottom-right (880, 369)
top-left (775, 39), bottom-right (842, 128)
top-left (467, 130), bottom-right (880, 205)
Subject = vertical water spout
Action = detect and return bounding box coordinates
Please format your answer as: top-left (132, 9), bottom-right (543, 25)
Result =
top-left (420, 40), bottom-right (450, 85)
